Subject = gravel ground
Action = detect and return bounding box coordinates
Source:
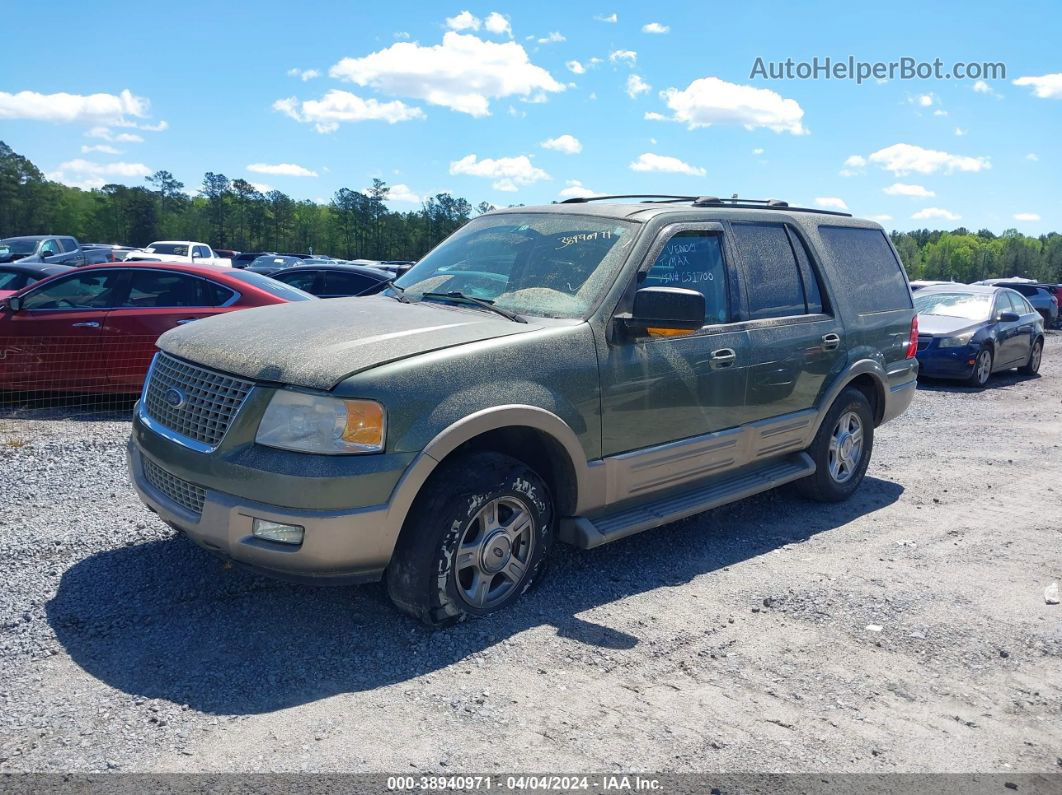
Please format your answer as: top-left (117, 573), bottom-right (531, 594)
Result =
top-left (1, 335), bottom-right (1060, 774)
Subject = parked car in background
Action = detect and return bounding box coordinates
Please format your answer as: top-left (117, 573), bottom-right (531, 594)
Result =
top-left (0, 263), bottom-right (315, 394)
top-left (81, 249), bottom-right (115, 266)
top-left (269, 262), bottom-right (393, 298)
top-left (0, 263), bottom-right (74, 299)
top-left (0, 235), bottom-right (85, 266)
top-left (990, 282), bottom-right (1059, 328)
top-left (213, 248), bottom-right (240, 261)
top-left (245, 255), bottom-right (304, 276)
top-left (125, 241), bottom-right (231, 268)
top-left (374, 260), bottom-right (414, 278)
top-left (81, 244), bottom-right (137, 262)
top-left (914, 285), bottom-right (1044, 386)
top-left (127, 197), bottom-right (919, 626)
top-left (909, 279), bottom-right (956, 291)
top-left (231, 251), bottom-right (275, 269)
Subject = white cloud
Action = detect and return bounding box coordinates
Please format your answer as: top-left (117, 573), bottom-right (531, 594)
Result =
top-left (1013, 72), bottom-right (1062, 99)
top-left (626, 74), bottom-right (651, 99)
top-left (752, 147), bottom-right (764, 155)
top-left (537, 32), bottom-right (566, 44)
top-left (911, 207), bottom-right (961, 221)
top-left (273, 90), bottom-right (424, 132)
top-left (867, 214), bottom-right (893, 222)
top-left (449, 153), bottom-right (551, 190)
top-left (1026, 153), bottom-right (1039, 161)
top-left (642, 22), bottom-right (669, 34)
top-left (0, 89), bottom-right (148, 124)
top-left (541, 134), bottom-right (582, 154)
top-left (484, 12), bottom-right (511, 36)
top-left (445, 10), bottom-right (480, 31)
top-left (287, 68), bottom-right (320, 81)
top-left (609, 49), bottom-right (637, 66)
top-left (594, 13), bottom-right (618, 23)
top-left (566, 60), bottom-right (586, 75)
top-left (815, 197), bottom-right (848, 210)
top-left (249, 182), bottom-right (272, 194)
top-left (1013, 212), bottom-right (1041, 222)
top-left (81, 144), bottom-right (121, 154)
top-left (137, 120), bottom-right (169, 132)
top-left (328, 32), bottom-right (565, 117)
top-left (649, 76), bottom-right (806, 135)
top-left (972, 80), bottom-right (1002, 98)
top-left (559, 179), bottom-right (596, 198)
top-left (954, 127), bottom-right (966, 136)
top-left (394, 31), bottom-right (411, 40)
top-left (843, 155), bottom-right (867, 167)
top-left (628, 152), bottom-right (706, 177)
top-left (247, 162), bottom-right (319, 177)
top-left (383, 183), bottom-right (421, 203)
top-left (866, 143), bottom-right (990, 175)
top-left (47, 158), bottom-right (151, 188)
top-left (933, 109), bottom-right (948, 117)
top-left (883, 182), bottom-right (935, 198)
top-left (915, 94), bottom-right (934, 107)
top-left (86, 126), bottom-right (143, 143)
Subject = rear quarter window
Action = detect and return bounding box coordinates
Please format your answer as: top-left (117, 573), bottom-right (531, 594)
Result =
top-left (817, 226), bottom-right (911, 314)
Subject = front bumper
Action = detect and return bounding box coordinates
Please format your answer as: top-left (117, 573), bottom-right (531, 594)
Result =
top-left (128, 440), bottom-right (394, 584)
top-left (916, 345), bottom-right (978, 380)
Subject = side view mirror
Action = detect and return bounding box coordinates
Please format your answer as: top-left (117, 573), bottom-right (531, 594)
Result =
top-left (5, 296), bottom-right (23, 312)
top-left (998, 311), bottom-right (1020, 322)
top-left (623, 286), bottom-right (705, 337)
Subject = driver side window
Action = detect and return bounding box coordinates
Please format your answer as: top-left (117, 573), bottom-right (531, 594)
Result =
top-left (21, 271), bottom-right (124, 310)
top-left (642, 231), bottom-right (729, 325)
top-left (39, 240), bottom-right (59, 257)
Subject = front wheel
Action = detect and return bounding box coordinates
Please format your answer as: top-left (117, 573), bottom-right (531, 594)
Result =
top-left (386, 452), bottom-right (554, 627)
top-left (795, 387), bottom-right (874, 503)
top-left (967, 347), bottom-right (993, 387)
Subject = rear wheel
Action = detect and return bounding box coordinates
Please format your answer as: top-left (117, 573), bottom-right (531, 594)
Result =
top-left (1020, 338), bottom-right (1043, 375)
top-left (386, 452), bottom-right (554, 627)
top-left (967, 347), bottom-right (993, 387)
top-left (796, 387), bottom-right (874, 503)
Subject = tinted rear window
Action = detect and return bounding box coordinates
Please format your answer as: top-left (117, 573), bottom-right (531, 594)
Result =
top-left (817, 226), bottom-right (911, 313)
top-left (730, 222), bottom-right (806, 320)
top-left (226, 270), bottom-right (317, 301)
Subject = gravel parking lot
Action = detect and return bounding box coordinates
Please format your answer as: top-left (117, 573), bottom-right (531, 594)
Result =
top-left (1, 335), bottom-right (1060, 774)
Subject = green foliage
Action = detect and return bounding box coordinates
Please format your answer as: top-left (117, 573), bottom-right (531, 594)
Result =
top-left (890, 228), bottom-right (1061, 283)
top-left (0, 140), bottom-right (480, 258)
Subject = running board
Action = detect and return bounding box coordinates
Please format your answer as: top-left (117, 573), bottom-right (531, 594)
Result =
top-left (560, 452), bottom-right (815, 549)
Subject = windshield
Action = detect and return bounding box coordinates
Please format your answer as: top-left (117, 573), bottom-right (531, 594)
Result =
top-left (146, 243), bottom-right (189, 256)
top-left (226, 269), bottom-right (317, 301)
top-left (2, 239), bottom-right (38, 255)
top-left (914, 291), bottom-right (992, 321)
top-left (393, 213), bottom-right (637, 319)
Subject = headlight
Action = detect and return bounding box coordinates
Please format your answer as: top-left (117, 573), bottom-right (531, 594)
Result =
top-left (255, 391), bottom-right (385, 454)
top-left (939, 333), bottom-right (975, 348)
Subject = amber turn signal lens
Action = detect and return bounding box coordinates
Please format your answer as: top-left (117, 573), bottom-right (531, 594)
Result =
top-left (342, 400), bottom-right (386, 447)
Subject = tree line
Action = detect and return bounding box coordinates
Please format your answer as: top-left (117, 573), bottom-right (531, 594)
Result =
top-left (1, 139), bottom-right (1059, 280)
top-left (0, 141), bottom-right (492, 260)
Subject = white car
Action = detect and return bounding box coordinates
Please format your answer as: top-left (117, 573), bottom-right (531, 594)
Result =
top-left (125, 241), bottom-right (232, 267)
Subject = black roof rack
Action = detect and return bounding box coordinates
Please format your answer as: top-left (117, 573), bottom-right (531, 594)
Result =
top-left (560, 194), bottom-right (852, 217)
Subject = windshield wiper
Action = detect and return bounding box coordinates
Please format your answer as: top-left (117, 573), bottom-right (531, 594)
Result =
top-left (421, 291), bottom-right (527, 323)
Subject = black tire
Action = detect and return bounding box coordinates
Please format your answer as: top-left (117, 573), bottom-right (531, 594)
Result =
top-left (1019, 338), bottom-right (1043, 375)
top-left (966, 346), bottom-right (993, 387)
top-left (795, 387), bottom-right (874, 503)
top-left (386, 452), bottom-right (554, 627)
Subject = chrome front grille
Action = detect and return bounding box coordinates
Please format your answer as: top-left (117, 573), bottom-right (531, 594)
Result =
top-left (143, 353), bottom-right (254, 448)
top-left (142, 457), bottom-right (206, 516)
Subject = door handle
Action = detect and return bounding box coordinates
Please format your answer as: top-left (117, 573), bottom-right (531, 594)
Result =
top-left (710, 348), bottom-right (736, 368)
top-left (71, 321), bottom-right (100, 328)
top-left (175, 318), bottom-right (198, 325)
top-left (821, 333), bottom-right (841, 350)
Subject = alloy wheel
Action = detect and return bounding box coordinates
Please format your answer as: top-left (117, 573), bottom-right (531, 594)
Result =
top-left (828, 411), bottom-right (864, 484)
top-left (454, 496), bottom-right (536, 609)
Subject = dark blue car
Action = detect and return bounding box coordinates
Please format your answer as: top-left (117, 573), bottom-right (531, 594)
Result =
top-left (914, 285), bottom-right (1044, 387)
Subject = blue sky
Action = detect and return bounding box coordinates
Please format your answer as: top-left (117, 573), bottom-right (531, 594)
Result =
top-left (2, 0), bottom-right (1059, 232)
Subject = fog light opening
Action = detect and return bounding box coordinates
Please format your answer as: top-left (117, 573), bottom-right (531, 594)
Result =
top-left (252, 518), bottom-right (305, 546)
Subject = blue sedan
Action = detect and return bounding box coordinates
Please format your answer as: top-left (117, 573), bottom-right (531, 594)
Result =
top-left (914, 285), bottom-right (1044, 387)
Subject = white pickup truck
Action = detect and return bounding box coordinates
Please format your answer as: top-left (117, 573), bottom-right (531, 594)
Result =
top-left (125, 240), bottom-right (232, 267)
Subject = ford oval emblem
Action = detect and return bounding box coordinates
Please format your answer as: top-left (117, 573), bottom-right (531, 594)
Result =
top-left (164, 387), bottom-right (186, 409)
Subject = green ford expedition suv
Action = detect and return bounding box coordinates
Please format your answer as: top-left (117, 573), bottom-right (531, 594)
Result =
top-left (128, 196), bottom-right (918, 626)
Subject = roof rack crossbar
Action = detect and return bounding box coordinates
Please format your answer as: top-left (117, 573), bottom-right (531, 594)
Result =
top-left (559, 194), bottom-right (852, 217)
top-left (560, 194), bottom-right (700, 204)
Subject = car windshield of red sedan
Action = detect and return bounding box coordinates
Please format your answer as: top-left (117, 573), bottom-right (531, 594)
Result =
top-left (914, 292), bottom-right (992, 321)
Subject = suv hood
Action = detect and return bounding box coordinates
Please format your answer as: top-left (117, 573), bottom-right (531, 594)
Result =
top-left (157, 295), bottom-right (542, 390)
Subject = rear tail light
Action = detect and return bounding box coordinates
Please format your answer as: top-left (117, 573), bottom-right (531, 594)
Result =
top-left (905, 314), bottom-right (919, 359)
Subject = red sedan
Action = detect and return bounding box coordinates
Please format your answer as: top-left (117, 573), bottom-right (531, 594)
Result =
top-left (0, 263), bottom-right (315, 394)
